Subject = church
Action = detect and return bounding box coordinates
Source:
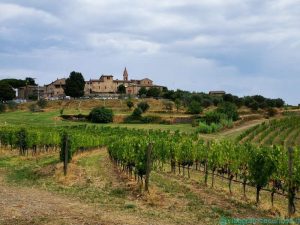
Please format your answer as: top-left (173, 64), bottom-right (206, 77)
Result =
top-left (84, 68), bottom-right (163, 96)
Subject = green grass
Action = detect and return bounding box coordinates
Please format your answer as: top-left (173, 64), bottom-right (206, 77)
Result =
top-left (0, 154), bottom-right (59, 185)
top-left (0, 110), bottom-right (197, 133)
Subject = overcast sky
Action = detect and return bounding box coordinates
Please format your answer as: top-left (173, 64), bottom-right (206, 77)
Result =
top-left (0, 0), bottom-right (299, 104)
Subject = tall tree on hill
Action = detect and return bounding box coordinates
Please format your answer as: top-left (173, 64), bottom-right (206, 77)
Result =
top-left (0, 82), bottom-right (16, 102)
top-left (117, 84), bottom-right (126, 94)
top-left (64, 71), bottom-right (85, 98)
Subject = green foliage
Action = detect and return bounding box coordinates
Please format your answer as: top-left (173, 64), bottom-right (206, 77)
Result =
top-left (7, 101), bottom-right (17, 111)
top-left (126, 99), bottom-right (134, 109)
top-left (146, 87), bottom-right (161, 98)
top-left (138, 87), bottom-right (147, 97)
top-left (187, 101), bottom-right (202, 114)
top-left (89, 107), bottom-right (113, 123)
top-left (197, 122), bottom-right (222, 134)
top-left (131, 107), bottom-right (143, 119)
top-left (248, 147), bottom-right (276, 202)
top-left (140, 115), bottom-right (162, 124)
top-left (216, 102), bottom-right (239, 121)
top-left (137, 101), bottom-right (150, 112)
top-left (0, 77), bottom-right (36, 88)
top-left (0, 82), bottom-right (16, 101)
top-left (204, 111), bottom-right (227, 125)
top-left (0, 102), bottom-right (6, 113)
top-left (117, 84), bottom-right (126, 94)
top-left (64, 71), bottom-right (85, 98)
top-left (37, 99), bottom-right (47, 109)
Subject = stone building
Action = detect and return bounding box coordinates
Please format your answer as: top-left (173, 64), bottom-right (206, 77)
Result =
top-left (44, 78), bottom-right (66, 99)
top-left (209, 91), bottom-right (226, 97)
top-left (17, 85), bottom-right (45, 100)
top-left (85, 68), bottom-right (163, 96)
top-left (44, 68), bottom-right (164, 98)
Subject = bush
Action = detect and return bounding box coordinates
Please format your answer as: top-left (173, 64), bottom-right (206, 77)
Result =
top-left (197, 121), bottom-right (223, 134)
top-left (137, 102), bottom-right (150, 112)
top-left (37, 99), bottom-right (47, 108)
top-left (131, 107), bottom-right (143, 119)
top-left (204, 111), bottom-right (227, 125)
top-left (187, 101), bottom-right (203, 114)
top-left (266, 107), bottom-right (278, 117)
top-left (140, 115), bottom-right (162, 124)
top-left (89, 107), bottom-right (113, 123)
top-left (7, 101), bottom-right (17, 111)
top-left (126, 100), bottom-right (134, 110)
top-left (0, 102), bottom-right (5, 113)
top-left (217, 102), bottom-right (239, 121)
top-left (28, 104), bottom-right (41, 112)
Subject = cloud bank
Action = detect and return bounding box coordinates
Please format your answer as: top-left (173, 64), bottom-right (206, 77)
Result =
top-left (0, 0), bottom-right (299, 104)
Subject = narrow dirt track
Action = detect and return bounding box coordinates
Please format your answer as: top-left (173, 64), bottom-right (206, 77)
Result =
top-left (0, 178), bottom-right (155, 225)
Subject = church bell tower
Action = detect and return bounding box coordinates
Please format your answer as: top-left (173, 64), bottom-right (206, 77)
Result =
top-left (123, 67), bottom-right (128, 81)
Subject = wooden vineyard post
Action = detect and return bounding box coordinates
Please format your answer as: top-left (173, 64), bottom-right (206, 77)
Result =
top-left (145, 143), bottom-right (153, 192)
top-left (62, 134), bottom-right (69, 176)
top-left (288, 147), bottom-right (295, 218)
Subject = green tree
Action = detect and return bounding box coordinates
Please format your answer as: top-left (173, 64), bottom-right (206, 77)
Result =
top-left (89, 107), bottom-right (113, 123)
top-left (64, 71), bottom-right (85, 98)
top-left (0, 83), bottom-right (16, 102)
top-left (187, 101), bottom-right (202, 114)
top-left (138, 87), bottom-right (147, 97)
top-left (216, 102), bottom-right (239, 121)
top-left (117, 84), bottom-right (126, 94)
top-left (126, 99), bottom-right (134, 110)
top-left (137, 101), bottom-right (150, 112)
top-left (146, 87), bottom-right (161, 98)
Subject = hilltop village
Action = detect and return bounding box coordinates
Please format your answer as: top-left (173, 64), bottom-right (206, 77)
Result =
top-left (17, 68), bottom-right (164, 99)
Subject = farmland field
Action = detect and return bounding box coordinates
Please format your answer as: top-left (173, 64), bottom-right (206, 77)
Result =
top-left (237, 116), bottom-right (300, 147)
top-left (0, 104), bottom-right (300, 224)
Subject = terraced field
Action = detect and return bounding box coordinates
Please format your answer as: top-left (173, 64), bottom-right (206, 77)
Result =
top-left (237, 116), bottom-right (300, 147)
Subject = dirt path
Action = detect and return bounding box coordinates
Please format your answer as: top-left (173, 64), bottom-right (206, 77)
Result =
top-left (0, 179), bottom-right (151, 225)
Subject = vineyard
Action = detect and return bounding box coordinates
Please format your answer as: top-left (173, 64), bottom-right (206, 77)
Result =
top-left (0, 121), bottom-right (300, 219)
top-left (237, 116), bottom-right (300, 147)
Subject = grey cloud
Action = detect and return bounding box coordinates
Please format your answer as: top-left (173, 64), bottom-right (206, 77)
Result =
top-left (0, 0), bottom-right (299, 104)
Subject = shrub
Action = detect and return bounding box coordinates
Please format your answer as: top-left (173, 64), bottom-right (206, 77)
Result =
top-left (187, 101), bottom-right (203, 114)
top-left (28, 104), bottom-right (41, 112)
top-left (89, 107), bottom-right (113, 123)
top-left (137, 102), bottom-right (150, 112)
top-left (140, 115), bottom-right (162, 124)
top-left (126, 100), bottom-right (134, 110)
top-left (266, 107), bottom-right (277, 117)
top-left (7, 101), bottom-right (17, 111)
top-left (131, 107), bottom-right (143, 119)
top-left (217, 102), bottom-right (239, 121)
top-left (37, 99), bottom-right (47, 108)
top-left (204, 111), bottom-right (227, 125)
top-left (197, 121), bottom-right (223, 134)
top-left (0, 102), bottom-right (5, 113)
